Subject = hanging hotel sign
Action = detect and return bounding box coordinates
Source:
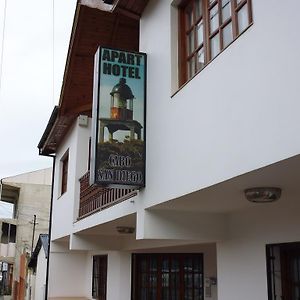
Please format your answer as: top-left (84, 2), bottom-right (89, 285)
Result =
top-left (90, 47), bottom-right (146, 188)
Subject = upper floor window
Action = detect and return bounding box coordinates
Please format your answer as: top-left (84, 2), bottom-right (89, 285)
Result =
top-left (179, 0), bottom-right (253, 86)
top-left (61, 150), bottom-right (69, 195)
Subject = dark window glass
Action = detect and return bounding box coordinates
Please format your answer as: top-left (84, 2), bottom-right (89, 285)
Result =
top-left (61, 152), bottom-right (69, 195)
top-left (132, 253), bottom-right (204, 300)
top-left (92, 255), bottom-right (107, 300)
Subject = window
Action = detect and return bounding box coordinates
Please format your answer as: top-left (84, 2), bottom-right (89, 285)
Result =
top-left (1, 223), bottom-right (16, 243)
top-left (61, 151), bottom-right (69, 195)
top-left (92, 255), bottom-right (107, 300)
top-left (179, 0), bottom-right (253, 85)
top-left (266, 242), bottom-right (300, 300)
top-left (132, 253), bottom-right (204, 300)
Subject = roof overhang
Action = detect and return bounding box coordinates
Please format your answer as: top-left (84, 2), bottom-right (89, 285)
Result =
top-left (38, 0), bottom-right (149, 156)
top-left (28, 234), bottom-right (49, 270)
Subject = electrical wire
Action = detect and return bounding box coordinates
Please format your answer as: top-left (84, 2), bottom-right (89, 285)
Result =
top-left (0, 0), bottom-right (7, 101)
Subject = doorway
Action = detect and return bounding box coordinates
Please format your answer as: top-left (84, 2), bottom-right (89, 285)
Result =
top-left (266, 242), bottom-right (300, 300)
top-left (132, 253), bottom-right (204, 300)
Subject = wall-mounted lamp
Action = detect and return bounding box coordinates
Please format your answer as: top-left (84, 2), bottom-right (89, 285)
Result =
top-left (244, 187), bottom-right (281, 203)
top-left (116, 226), bottom-right (135, 234)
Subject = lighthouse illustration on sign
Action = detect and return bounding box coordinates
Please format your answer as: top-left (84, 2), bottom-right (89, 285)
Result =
top-left (92, 47), bottom-right (146, 187)
top-left (99, 78), bottom-right (142, 143)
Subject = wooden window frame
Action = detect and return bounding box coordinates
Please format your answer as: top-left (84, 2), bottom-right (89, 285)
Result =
top-left (266, 242), bottom-right (300, 300)
top-left (92, 255), bottom-right (108, 300)
top-left (132, 253), bottom-right (204, 300)
top-left (179, 0), bottom-right (253, 86)
top-left (61, 150), bottom-right (69, 195)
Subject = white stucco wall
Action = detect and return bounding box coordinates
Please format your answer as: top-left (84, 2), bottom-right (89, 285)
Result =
top-left (138, 0), bottom-right (300, 209)
top-left (34, 249), bottom-right (47, 300)
top-left (217, 194), bottom-right (300, 300)
top-left (106, 251), bottom-right (131, 300)
top-left (217, 239), bottom-right (267, 300)
top-left (48, 249), bottom-right (132, 300)
top-left (51, 117), bottom-right (91, 240)
top-left (48, 250), bottom-right (89, 298)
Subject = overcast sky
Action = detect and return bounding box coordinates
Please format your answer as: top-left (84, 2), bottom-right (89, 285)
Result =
top-left (0, 0), bottom-right (77, 181)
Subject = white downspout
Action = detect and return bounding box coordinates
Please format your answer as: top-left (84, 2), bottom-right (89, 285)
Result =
top-left (0, 179), bottom-right (3, 202)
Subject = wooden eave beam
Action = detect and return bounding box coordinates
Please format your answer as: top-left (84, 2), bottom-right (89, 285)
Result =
top-left (114, 6), bottom-right (140, 20)
top-left (64, 103), bottom-right (93, 116)
top-left (59, 6), bottom-right (140, 117)
top-left (39, 117), bottom-right (62, 155)
top-left (40, 115), bottom-right (75, 156)
top-left (40, 2), bottom-right (141, 155)
top-left (117, 0), bottom-right (149, 17)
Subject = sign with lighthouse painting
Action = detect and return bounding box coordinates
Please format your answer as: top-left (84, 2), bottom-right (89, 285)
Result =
top-left (90, 47), bottom-right (146, 188)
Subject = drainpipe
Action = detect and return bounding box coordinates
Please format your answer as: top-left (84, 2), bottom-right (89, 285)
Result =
top-left (0, 178), bottom-right (3, 202)
top-left (0, 179), bottom-right (2, 296)
top-left (42, 154), bottom-right (56, 300)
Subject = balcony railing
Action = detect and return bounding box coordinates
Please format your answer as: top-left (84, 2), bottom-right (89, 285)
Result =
top-left (78, 172), bottom-right (137, 219)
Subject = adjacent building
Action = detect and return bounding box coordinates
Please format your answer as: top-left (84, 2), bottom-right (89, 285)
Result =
top-left (28, 234), bottom-right (49, 300)
top-left (38, 1), bottom-right (300, 299)
top-left (0, 168), bottom-right (52, 299)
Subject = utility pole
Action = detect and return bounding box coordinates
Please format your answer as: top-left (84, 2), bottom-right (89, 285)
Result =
top-left (28, 215), bottom-right (37, 300)
top-left (31, 215), bottom-right (36, 255)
